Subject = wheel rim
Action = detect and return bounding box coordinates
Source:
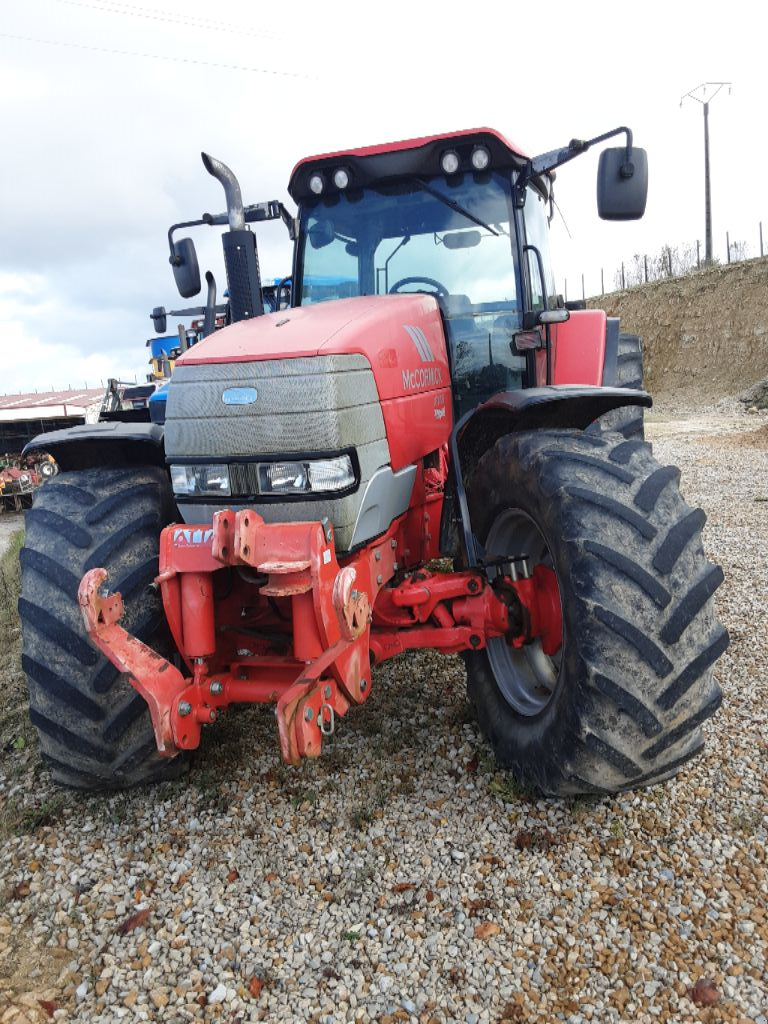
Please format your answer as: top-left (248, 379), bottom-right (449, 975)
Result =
top-left (484, 508), bottom-right (563, 716)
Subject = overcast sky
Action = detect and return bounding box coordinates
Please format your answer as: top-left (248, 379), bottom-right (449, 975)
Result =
top-left (1, 0), bottom-right (764, 394)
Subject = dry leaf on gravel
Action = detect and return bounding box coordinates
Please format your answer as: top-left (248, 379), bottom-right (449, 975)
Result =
top-left (248, 976), bottom-right (263, 998)
top-left (37, 1001), bottom-right (58, 1019)
top-left (227, 869), bottom-right (239, 882)
top-left (474, 921), bottom-right (501, 939)
top-left (116, 907), bottom-right (152, 935)
top-left (392, 882), bottom-right (416, 893)
top-left (690, 978), bottom-right (720, 1006)
top-left (466, 897), bottom-right (494, 915)
top-left (498, 1003), bottom-right (524, 1022)
top-left (514, 829), bottom-right (557, 851)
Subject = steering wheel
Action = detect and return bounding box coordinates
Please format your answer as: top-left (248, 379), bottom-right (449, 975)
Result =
top-left (389, 276), bottom-right (449, 297)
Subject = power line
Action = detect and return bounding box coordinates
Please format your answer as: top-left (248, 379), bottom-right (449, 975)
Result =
top-left (0, 31), bottom-right (309, 77)
top-left (50, 0), bottom-right (283, 43)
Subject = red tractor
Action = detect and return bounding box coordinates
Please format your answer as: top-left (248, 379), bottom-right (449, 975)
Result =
top-left (19, 127), bottom-right (727, 795)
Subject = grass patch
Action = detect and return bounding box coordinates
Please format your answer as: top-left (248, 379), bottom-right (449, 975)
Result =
top-left (0, 528), bottom-right (23, 638)
top-left (0, 529), bottom-right (35, 765)
top-left (0, 528), bottom-right (50, 837)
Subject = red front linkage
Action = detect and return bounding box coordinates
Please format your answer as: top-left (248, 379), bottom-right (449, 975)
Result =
top-left (78, 509), bottom-right (562, 764)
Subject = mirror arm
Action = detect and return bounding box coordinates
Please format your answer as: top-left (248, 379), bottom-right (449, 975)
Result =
top-left (515, 126), bottom-right (635, 207)
top-left (168, 218), bottom-right (208, 265)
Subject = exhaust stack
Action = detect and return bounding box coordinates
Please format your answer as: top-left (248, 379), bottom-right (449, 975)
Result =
top-left (201, 152), bottom-right (245, 231)
top-left (201, 151), bottom-right (263, 320)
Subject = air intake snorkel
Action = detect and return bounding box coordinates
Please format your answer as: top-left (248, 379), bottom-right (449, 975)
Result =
top-left (201, 152), bottom-right (264, 320)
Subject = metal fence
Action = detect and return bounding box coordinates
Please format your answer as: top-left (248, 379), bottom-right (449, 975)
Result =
top-left (563, 221), bottom-right (766, 302)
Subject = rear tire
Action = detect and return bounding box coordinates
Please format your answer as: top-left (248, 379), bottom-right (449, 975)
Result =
top-left (590, 332), bottom-right (645, 441)
top-left (464, 429), bottom-right (727, 796)
top-left (19, 467), bottom-right (187, 789)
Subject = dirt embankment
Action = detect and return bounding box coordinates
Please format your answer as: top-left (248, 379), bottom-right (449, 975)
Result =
top-left (589, 256), bottom-right (768, 401)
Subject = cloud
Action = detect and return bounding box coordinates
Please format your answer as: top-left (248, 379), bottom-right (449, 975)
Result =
top-left (2, 0), bottom-right (767, 394)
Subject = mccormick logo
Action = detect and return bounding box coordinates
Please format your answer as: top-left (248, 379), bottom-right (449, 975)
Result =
top-left (402, 324), bottom-right (442, 390)
top-left (402, 366), bottom-right (444, 390)
top-left (403, 324), bottom-right (435, 362)
top-left (172, 528), bottom-right (214, 547)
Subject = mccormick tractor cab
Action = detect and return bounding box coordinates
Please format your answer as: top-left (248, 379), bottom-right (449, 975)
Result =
top-left (20, 126), bottom-right (728, 798)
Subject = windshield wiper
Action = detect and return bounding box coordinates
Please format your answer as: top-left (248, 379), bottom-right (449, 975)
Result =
top-left (408, 177), bottom-right (499, 237)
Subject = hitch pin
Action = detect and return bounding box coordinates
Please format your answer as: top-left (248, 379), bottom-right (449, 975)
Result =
top-left (319, 703), bottom-right (335, 737)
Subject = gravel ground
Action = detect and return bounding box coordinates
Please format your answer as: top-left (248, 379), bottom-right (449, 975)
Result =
top-left (0, 411), bottom-right (766, 1024)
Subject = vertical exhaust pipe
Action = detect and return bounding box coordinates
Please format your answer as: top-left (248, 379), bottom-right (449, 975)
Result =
top-left (201, 152), bottom-right (263, 320)
top-left (203, 271), bottom-right (217, 337)
top-left (201, 153), bottom-right (245, 231)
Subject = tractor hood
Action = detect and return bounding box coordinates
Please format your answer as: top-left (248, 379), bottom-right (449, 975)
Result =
top-left (174, 294), bottom-right (450, 402)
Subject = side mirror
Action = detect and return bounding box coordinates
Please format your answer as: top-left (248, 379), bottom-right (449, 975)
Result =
top-left (522, 307), bottom-right (570, 330)
top-left (597, 147), bottom-right (648, 220)
top-left (150, 306), bottom-right (167, 334)
top-left (171, 237), bottom-right (201, 298)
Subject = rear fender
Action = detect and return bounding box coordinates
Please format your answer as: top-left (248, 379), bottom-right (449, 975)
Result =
top-left (22, 422), bottom-right (166, 471)
top-left (441, 385), bottom-right (652, 564)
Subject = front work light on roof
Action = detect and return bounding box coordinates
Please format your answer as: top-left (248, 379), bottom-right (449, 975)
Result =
top-left (471, 145), bottom-right (491, 171)
top-left (309, 173), bottom-right (325, 195)
top-left (333, 167), bottom-right (350, 189)
top-left (440, 150), bottom-right (460, 175)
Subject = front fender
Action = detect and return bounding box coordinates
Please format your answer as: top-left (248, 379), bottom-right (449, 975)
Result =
top-left (23, 422), bottom-right (166, 471)
top-left (457, 385), bottom-right (651, 464)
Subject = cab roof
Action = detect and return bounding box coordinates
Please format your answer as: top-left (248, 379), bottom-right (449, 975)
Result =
top-left (288, 128), bottom-right (530, 202)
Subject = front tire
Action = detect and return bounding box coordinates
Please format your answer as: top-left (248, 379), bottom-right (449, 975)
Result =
top-left (19, 467), bottom-right (186, 789)
top-left (464, 429), bottom-right (727, 796)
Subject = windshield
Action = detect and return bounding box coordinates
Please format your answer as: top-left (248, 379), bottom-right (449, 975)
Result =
top-left (298, 172), bottom-right (517, 306)
top-left (298, 172), bottom-right (524, 412)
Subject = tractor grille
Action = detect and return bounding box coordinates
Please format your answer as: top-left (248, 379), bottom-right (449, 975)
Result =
top-left (228, 462), bottom-right (261, 496)
top-left (164, 354), bottom-right (391, 551)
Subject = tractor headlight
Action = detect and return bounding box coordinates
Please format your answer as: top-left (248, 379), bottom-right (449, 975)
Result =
top-left (307, 456), bottom-right (355, 491)
top-left (259, 455), bottom-right (355, 495)
top-left (171, 454), bottom-right (355, 499)
top-left (259, 461), bottom-right (310, 494)
top-left (171, 464), bottom-right (231, 496)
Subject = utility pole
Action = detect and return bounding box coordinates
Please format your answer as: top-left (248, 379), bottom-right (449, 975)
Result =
top-left (681, 82), bottom-right (731, 264)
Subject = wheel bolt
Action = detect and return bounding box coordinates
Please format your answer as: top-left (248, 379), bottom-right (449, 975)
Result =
top-left (304, 707), bottom-right (314, 722)
top-left (178, 701), bottom-right (193, 717)
top-left (208, 709), bottom-right (217, 722)
top-left (210, 681), bottom-right (224, 696)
